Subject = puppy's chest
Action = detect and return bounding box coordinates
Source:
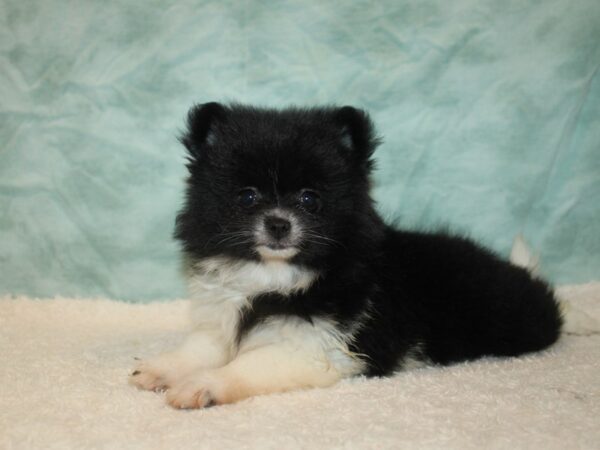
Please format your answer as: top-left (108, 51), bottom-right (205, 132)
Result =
top-left (187, 257), bottom-right (319, 339)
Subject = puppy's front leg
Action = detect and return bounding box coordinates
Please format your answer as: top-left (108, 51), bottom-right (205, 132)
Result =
top-left (130, 290), bottom-right (243, 391)
top-left (129, 330), bottom-right (233, 391)
top-left (166, 318), bottom-right (362, 408)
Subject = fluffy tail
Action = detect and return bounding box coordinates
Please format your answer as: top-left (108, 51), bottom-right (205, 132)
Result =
top-left (510, 234), bottom-right (600, 336)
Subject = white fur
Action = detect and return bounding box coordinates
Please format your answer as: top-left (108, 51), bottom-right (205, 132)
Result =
top-left (131, 256), bottom-right (367, 407)
top-left (166, 316), bottom-right (366, 408)
top-left (240, 316), bottom-right (366, 376)
top-left (256, 245), bottom-right (299, 260)
top-left (345, 298), bottom-right (374, 337)
top-left (510, 234), bottom-right (540, 274)
top-left (192, 256), bottom-right (318, 296)
top-left (398, 343), bottom-right (430, 371)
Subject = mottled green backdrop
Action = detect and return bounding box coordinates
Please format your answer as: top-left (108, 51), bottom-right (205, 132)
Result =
top-left (1, 0), bottom-right (599, 301)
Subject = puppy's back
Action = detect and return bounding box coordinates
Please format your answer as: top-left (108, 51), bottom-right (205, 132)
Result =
top-left (379, 228), bottom-right (563, 365)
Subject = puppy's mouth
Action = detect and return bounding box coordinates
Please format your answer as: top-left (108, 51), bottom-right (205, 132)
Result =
top-left (254, 208), bottom-right (302, 262)
top-left (255, 245), bottom-right (299, 261)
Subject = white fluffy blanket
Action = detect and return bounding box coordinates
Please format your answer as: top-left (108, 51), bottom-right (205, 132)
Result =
top-left (1, 284), bottom-right (599, 449)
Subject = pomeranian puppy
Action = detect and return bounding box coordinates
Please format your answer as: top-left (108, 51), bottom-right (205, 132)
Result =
top-left (130, 103), bottom-right (562, 409)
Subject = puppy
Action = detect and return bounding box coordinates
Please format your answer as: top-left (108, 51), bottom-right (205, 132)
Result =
top-left (130, 103), bottom-right (562, 409)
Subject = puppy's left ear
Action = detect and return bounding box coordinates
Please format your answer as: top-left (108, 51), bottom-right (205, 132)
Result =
top-left (334, 106), bottom-right (380, 167)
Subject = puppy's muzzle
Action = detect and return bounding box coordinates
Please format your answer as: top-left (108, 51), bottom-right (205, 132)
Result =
top-left (255, 210), bottom-right (300, 260)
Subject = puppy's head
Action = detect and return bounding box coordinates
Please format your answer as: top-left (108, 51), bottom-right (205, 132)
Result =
top-left (175, 103), bottom-right (381, 267)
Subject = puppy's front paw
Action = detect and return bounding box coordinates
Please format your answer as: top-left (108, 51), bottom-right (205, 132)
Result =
top-left (129, 352), bottom-right (200, 392)
top-left (166, 372), bottom-right (222, 409)
top-left (129, 360), bottom-right (171, 392)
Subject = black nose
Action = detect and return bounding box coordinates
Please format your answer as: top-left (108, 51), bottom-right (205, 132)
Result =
top-left (265, 216), bottom-right (291, 240)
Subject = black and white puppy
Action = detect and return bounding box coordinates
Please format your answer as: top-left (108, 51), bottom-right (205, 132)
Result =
top-left (130, 103), bottom-right (562, 409)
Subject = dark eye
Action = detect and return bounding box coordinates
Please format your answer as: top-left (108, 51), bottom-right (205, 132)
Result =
top-left (299, 190), bottom-right (320, 212)
top-left (238, 188), bottom-right (259, 208)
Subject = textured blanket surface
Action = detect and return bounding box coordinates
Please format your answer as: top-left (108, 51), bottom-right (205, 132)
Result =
top-left (1, 284), bottom-right (599, 450)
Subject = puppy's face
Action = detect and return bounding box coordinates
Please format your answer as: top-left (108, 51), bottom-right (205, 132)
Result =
top-left (175, 103), bottom-right (379, 267)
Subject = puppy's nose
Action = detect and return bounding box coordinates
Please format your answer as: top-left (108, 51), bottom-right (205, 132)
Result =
top-left (265, 216), bottom-right (291, 240)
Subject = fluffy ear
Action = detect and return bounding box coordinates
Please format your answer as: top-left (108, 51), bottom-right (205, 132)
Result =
top-left (334, 106), bottom-right (380, 166)
top-left (179, 102), bottom-right (226, 158)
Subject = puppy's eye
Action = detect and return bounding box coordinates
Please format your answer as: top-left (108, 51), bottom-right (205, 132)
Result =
top-left (238, 188), bottom-right (259, 208)
top-left (299, 190), bottom-right (320, 212)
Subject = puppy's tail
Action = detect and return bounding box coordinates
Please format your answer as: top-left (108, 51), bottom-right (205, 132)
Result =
top-left (510, 234), bottom-right (600, 336)
top-left (510, 234), bottom-right (540, 275)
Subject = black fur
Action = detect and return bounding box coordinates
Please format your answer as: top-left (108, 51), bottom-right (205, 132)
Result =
top-left (175, 103), bottom-right (562, 376)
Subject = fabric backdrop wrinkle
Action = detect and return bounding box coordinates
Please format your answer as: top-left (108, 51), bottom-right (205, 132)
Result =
top-left (0, 0), bottom-right (598, 301)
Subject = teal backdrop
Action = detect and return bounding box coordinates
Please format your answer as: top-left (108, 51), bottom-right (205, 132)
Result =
top-left (1, 0), bottom-right (599, 301)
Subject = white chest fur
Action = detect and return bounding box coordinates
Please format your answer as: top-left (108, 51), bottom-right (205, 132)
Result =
top-left (186, 257), bottom-right (319, 353)
top-left (190, 256), bottom-right (318, 298)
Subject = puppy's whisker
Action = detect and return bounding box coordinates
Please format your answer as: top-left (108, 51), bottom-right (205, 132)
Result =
top-left (302, 231), bottom-right (345, 249)
top-left (204, 230), bottom-right (254, 249)
top-left (214, 235), bottom-right (254, 247)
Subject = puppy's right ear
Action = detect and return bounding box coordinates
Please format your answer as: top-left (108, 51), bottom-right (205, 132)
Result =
top-left (179, 102), bottom-right (226, 159)
top-left (334, 106), bottom-right (380, 170)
